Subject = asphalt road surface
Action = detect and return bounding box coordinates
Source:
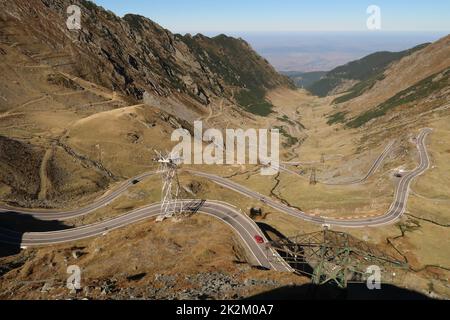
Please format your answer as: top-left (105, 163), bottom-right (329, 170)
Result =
top-left (189, 128), bottom-right (432, 228)
top-left (0, 171), bottom-right (158, 221)
top-left (322, 140), bottom-right (396, 185)
top-left (0, 200), bottom-right (292, 272)
top-left (0, 128), bottom-right (432, 270)
top-left (278, 140), bottom-right (396, 186)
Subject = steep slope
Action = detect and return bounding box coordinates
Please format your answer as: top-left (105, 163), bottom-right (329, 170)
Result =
top-left (0, 39), bottom-right (178, 207)
top-left (1, 0), bottom-right (292, 117)
top-left (281, 71), bottom-right (327, 89)
top-left (181, 33), bottom-right (294, 115)
top-left (331, 35), bottom-right (450, 129)
top-left (308, 44), bottom-right (429, 100)
top-left (0, 0), bottom-right (294, 207)
top-left (346, 67), bottom-right (449, 128)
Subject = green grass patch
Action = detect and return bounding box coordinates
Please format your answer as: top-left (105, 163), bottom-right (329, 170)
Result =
top-left (327, 111), bottom-right (348, 125)
top-left (346, 68), bottom-right (449, 128)
top-left (273, 126), bottom-right (299, 148)
top-left (308, 43), bottom-right (429, 98)
top-left (277, 115), bottom-right (296, 125)
top-left (277, 115), bottom-right (306, 130)
top-left (236, 88), bottom-right (274, 116)
top-left (332, 74), bottom-right (385, 104)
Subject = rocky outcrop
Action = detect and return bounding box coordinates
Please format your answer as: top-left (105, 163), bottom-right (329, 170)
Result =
top-left (1, 0), bottom-right (292, 111)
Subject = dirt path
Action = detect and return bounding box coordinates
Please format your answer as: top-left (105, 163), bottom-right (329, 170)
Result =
top-left (38, 148), bottom-right (53, 201)
top-left (410, 189), bottom-right (450, 203)
top-left (58, 72), bottom-right (116, 101)
top-left (0, 95), bottom-right (48, 120)
top-left (205, 98), bottom-right (226, 123)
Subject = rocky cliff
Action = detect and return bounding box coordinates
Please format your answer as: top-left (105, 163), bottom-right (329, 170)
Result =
top-left (0, 0), bottom-right (292, 112)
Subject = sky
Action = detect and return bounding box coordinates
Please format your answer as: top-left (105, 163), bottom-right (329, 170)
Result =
top-left (92, 0), bottom-right (450, 33)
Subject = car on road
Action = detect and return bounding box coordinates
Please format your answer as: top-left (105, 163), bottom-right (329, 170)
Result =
top-left (254, 235), bottom-right (265, 244)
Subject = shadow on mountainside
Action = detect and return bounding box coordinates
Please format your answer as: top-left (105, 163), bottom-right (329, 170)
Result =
top-left (246, 282), bottom-right (433, 300)
top-left (257, 222), bottom-right (315, 276)
top-left (256, 222), bottom-right (288, 242)
top-left (0, 211), bottom-right (70, 259)
top-left (254, 222), bottom-right (433, 300)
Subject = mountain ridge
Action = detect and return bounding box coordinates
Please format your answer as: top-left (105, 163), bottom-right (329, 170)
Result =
top-left (340, 34), bottom-right (450, 127)
top-left (308, 43), bottom-right (430, 99)
top-left (1, 0), bottom-right (292, 117)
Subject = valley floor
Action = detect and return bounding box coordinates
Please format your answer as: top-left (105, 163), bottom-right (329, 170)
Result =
top-left (0, 60), bottom-right (449, 298)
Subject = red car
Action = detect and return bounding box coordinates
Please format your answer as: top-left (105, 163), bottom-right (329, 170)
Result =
top-left (254, 235), bottom-right (265, 244)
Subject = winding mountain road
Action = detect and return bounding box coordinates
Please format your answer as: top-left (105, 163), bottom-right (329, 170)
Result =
top-left (0, 171), bottom-right (158, 221)
top-left (0, 128), bottom-right (432, 270)
top-left (0, 200), bottom-right (292, 272)
top-left (191, 128), bottom-right (432, 227)
top-left (270, 139), bottom-right (395, 185)
top-left (322, 139), bottom-right (396, 185)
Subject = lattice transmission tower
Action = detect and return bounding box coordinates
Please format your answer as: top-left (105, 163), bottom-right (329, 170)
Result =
top-left (310, 167), bottom-right (317, 185)
top-left (153, 151), bottom-right (183, 222)
top-left (267, 229), bottom-right (408, 288)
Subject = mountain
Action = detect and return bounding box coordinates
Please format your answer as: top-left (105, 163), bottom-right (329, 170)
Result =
top-left (325, 35), bottom-right (450, 128)
top-left (0, 0), bottom-right (293, 206)
top-left (1, 0), bottom-right (292, 117)
top-left (308, 44), bottom-right (429, 100)
top-left (281, 71), bottom-right (327, 89)
top-left (345, 66), bottom-right (449, 128)
top-left (1, 0), bottom-right (449, 300)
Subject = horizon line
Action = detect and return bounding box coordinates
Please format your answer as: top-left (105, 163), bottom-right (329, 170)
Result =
top-left (174, 30), bottom-right (450, 34)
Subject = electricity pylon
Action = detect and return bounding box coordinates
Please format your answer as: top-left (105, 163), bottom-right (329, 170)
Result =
top-left (267, 229), bottom-right (408, 288)
top-left (153, 151), bottom-right (183, 222)
top-left (310, 167), bottom-right (317, 185)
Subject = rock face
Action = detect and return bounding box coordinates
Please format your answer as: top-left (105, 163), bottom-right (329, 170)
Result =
top-left (1, 0), bottom-right (292, 109)
top-left (0, 136), bottom-right (43, 202)
top-left (308, 44), bottom-right (430, 98)
top-left (312, 34), bottom-right (450, 129)
top-left (341, 35), bottom-right (450, 116)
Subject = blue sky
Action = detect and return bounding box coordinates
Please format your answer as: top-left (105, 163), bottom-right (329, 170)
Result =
top-left (92, 0), bottom-right (450, 33)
